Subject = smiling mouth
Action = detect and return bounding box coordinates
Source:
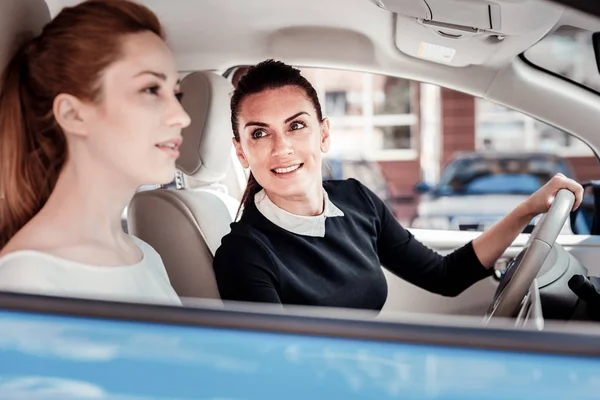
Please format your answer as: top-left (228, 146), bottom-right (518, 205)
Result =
top-left (156, 143), bottom-right (177, 149)
top-left (155, 140), bottom-right (181, 158)
top-left (272, 163), bottom-right (303, 174)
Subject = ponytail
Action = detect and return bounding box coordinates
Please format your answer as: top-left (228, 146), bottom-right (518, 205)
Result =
top-left (0, 38), bottom-right (66, 248)
top-left (237, 172), bottom-right (263, 219)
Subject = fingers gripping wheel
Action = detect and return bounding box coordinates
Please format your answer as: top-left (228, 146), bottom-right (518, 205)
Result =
top-left (485, 189), bottom-right (575, 321)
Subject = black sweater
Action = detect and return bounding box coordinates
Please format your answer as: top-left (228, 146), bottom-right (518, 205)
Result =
top-left (213, 179), bottom-right (492, 310)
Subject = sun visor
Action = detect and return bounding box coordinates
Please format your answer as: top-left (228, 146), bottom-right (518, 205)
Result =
top-left (372, 0), bottom-right (500, 31)
top-left (370, 0), bottom-right (564, 67)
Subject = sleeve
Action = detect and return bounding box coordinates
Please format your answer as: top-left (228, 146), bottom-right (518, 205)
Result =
top-left (352, 179), bottom-right (493, 297)
top-left (213, 233), bottom-right (282, 304)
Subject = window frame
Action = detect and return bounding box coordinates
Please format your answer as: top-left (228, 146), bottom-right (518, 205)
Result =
top-left (2, 290), bottom-right (600, 358)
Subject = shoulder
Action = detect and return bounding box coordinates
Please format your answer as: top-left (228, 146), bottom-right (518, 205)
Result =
top-left (213, 230), bottom-right (280, 293)
top-left (215, 229), bottom-right (274, 262)
top-left (129, 235), bottom-right (171, 278)
top-left (219, 203), bottom-right (273, 253)
top-left (131, 235), bottom-right (171, 267)
top-left (324, 178), bottom-right (383, 212)
top-left (130, 235), bottom-right (157, 257)
top-left (324, 178), bottom-right (374, 197)
top-left (0, 251), bottom-right (60, 292)
top-left (323, 178), bottom-right (362, 191)
top-left (214, 228), bottom-right (280, 282)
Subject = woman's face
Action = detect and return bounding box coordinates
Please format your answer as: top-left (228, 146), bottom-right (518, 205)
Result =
top-left (234, 85), bottom-right (330, 202)
top-left (61, 31), bottom-right (191, 186)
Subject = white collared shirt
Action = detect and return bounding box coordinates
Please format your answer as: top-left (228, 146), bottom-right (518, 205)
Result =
top-left (254, 189), bottom-right (344, 237)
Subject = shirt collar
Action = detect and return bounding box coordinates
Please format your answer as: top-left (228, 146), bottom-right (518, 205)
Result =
top-left (254, 188), bottom-right (344, 237)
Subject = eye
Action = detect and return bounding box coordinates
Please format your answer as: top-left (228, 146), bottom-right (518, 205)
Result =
top-left (143, 85), bottom-right (160, 96)
top-left (252, 129), bottom-right (268, 139)
top-left (175, 92), bottom-right (184, 103)
top-left (290, 121), bottom-right (306, 131)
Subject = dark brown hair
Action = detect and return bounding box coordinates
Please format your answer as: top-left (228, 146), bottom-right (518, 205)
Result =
top-left (230, 59), bottom-right (323, 214)
top-left (0, 0), bottom-right (164, 247)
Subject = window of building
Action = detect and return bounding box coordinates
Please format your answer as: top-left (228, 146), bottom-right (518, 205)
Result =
top-left (300, 68), bottom-right (418, 161)
top-left (324, 91), bottom-right (348, 116)
top-left (475, 99), bottom-right (596, 157)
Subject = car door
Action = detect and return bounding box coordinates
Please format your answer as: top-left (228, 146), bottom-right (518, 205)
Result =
top-left (382, 230), bottom-right (600, 315)
top-left (1, 290), bottom-right (600, 399)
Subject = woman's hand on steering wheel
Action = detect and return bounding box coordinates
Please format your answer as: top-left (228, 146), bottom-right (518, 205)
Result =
top-left (521, 173), bottom-right (584, 218)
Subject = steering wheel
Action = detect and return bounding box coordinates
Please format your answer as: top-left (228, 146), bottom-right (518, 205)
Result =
top-left (484, 189), bottom-right (575, 322)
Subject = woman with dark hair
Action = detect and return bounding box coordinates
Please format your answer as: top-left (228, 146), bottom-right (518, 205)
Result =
top-left (0, 0), bottom-right (190, 305)
top-left (213, 59), bottom-right (583, 310)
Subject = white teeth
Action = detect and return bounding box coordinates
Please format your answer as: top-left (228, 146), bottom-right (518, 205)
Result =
top-left (274, 164), bottom-right (301, 174)
top-left (157, 143), bottom-right (176, 149)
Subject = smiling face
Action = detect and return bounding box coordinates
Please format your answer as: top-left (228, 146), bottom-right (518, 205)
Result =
top-left (234, 85), bottom-right (330, 202)
top-left (56, 31), bottom-right (191, 186)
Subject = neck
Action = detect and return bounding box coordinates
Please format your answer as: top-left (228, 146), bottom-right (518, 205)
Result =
top-left (266, 182), bottom-right (324, 216)
top-left (38, 158), bottom-right (138, 244)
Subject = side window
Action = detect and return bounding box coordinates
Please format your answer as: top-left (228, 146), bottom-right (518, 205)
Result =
top-left (229, 66), bottom-right (600, 235)
top-left (299, 68), bottom-right (420, 222)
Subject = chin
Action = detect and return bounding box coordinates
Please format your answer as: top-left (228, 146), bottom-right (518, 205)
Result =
top-left (267, 181), bottom-right (317, 199)
top-left (145, 167), bottom-right (177, 186)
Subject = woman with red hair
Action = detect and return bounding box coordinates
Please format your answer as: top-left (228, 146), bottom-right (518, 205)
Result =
top-left (0, 0), bottom-right (190, 305)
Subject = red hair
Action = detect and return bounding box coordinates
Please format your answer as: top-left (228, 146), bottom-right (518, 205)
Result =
top-left (0, 0), bottom-right (164, 247)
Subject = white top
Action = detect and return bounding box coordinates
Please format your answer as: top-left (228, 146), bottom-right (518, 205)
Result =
top-left (0, 236), bottom-right (181, 306)
top-left (254, 188), bottom-right (344, 237)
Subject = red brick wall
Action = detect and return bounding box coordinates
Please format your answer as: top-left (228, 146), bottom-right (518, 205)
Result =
top-left (566, 156), bottom-right (600, 182)
top-left (441, 88), bottom-right (476, 166)
top-left (379, 88), bottom-right (478, 225)
top-left (378, 160), bottom-right (421, 196)
top-left (378, 160), bottom-right (421, 225)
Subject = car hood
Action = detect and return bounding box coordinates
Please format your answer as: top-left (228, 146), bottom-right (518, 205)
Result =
top-left (417, 194), bottom-right (530, 217)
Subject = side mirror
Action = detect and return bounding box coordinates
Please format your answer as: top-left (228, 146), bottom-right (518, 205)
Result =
top-left (415, 181), bottom-right (432, 193)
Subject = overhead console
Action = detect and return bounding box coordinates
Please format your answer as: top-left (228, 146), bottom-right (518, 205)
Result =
top-left (369, 0), bottom-right (564, 66)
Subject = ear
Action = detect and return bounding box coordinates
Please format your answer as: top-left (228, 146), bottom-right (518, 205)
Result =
top-left (233, 137), bottom-right (250, 169)
top-left (320, 118), bottom-right (331, 153)
top-left (52, 93), bottom-right (87, 137)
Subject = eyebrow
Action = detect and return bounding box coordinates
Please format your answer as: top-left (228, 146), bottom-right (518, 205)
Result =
top-left (244, 111), bottom-right (310, 129)
top-left (134, 70), bottom-right (181, 85)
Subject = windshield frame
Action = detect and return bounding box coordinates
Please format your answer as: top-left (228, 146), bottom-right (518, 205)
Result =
top-left (520, 25), bottom-right (600, 97)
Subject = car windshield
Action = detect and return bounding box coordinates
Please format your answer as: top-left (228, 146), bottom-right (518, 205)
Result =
top-left (435, 156), bottom-right (558, 195)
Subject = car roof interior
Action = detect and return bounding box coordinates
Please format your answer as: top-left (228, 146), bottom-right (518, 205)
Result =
top-left (3, 0), bottom-right (598, 154)
top-left (36, 0), bottom-right (600, 156)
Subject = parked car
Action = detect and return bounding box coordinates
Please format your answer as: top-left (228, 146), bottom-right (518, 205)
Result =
top-left (411, 152), bottom-right (581, 233)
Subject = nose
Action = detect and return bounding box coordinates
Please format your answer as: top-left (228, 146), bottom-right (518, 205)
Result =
top-left (272, 133), bottom-right (294, 158)
top-left (167, 96), bottom-right (191, 129)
